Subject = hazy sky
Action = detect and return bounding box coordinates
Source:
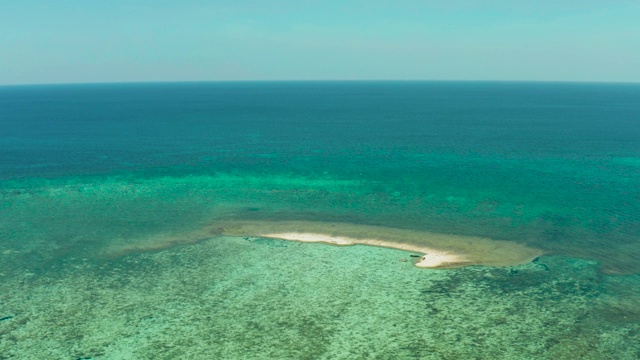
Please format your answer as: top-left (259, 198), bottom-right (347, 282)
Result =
top-left (1, 0), bottom-right (639, 85)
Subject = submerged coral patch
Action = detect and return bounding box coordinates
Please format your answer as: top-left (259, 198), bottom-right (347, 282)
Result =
top-left (0, 237), bottom-right (638, 359)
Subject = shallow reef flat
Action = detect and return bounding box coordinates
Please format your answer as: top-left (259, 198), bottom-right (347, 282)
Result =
top-left (1, 236), bottom-right (639, 359)
top-left (96, 219), bottom-right (542, 269)
top-left (1, 168), bottom-right (639, 274)
top-left (210, 219), bottom-right (543, 268)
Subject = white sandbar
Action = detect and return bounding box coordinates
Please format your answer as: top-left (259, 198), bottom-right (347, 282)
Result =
top-left (102, 219), bottom-right (543, 269)
top-left (214, 220), bottom-right (543, 268)
top-left (261, 231), bottom-right (468, 268)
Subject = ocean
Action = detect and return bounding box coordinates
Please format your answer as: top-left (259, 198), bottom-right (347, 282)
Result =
top-left (1, 81), bottom-right (639, 359)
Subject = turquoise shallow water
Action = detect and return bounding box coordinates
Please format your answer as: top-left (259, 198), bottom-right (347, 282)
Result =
top-left (1, 81), bottom-right (639, 358)
top-left (1, 237), bottom-right (639, 359)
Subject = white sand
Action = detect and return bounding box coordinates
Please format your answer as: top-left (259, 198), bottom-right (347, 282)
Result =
top-left (102, 220), bottom-right (542, 269)
top-left (261, 232), bottom-right (467, 268)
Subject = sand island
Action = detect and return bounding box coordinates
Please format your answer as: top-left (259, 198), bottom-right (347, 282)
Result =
top-left (100, 219), bottom-right (542, 269)
top-left (208, 220), bottom-right (543, 269)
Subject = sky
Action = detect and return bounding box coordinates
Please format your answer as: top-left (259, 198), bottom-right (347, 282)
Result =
top-left (1, 0), bottom-right (639, 85)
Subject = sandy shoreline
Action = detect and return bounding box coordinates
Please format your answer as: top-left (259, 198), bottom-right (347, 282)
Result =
top-left (99, 219), bottom-right (543, 269)
top-left (260, 232), bottom-right (468, 268)
top-left (212, 220), bottom-right (543, 269)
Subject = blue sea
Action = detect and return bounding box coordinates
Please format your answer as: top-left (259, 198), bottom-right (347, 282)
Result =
top-left (1, 81), bottom-right (639, 359)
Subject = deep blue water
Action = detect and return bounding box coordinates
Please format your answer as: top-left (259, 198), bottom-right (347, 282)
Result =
top-left (2, 81), bottom-right (639, 177)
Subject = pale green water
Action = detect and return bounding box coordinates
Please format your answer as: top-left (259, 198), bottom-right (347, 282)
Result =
top-left (1, 236), bottom-right (639, 359)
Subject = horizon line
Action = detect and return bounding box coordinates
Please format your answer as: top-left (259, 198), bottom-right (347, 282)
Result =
top-left (1, 79), bottom-right (639, 87)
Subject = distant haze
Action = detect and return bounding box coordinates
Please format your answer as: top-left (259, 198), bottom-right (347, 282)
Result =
top-left (1, 0), bottom-right (639, 85)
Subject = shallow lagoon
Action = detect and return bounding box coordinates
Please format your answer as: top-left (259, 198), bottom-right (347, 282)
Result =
top-left (2, 236), bottom-right (639, 359)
